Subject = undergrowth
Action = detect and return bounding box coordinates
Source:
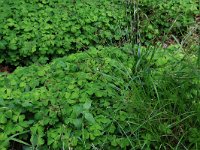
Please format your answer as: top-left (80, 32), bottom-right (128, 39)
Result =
top-left (0, 0), bottom-right (127, 66)
top-left (0, 45), bottom-right (199, 149)
top-left (0, 0), bottom-right (199, 149)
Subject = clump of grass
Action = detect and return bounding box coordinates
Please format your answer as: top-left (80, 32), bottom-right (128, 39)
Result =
top-left (120, 44), bottom-right (200, 149)
top-left (120, 0), bottom-right (200, 149)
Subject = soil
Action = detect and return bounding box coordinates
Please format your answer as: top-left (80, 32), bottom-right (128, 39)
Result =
top-left (0, 64), bottom-right (16, 73)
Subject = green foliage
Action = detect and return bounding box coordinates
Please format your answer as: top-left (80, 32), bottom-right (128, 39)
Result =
top-left (138, 0), bottom-right (198, 43)
top-left (0, 46), bottom-right (199, 149)
top-left (0, 47), bottom-right (135, 149)
top-left (0, 0), bottom-right (199, 149)
top-left (0, 0), bottom-right (127, 66)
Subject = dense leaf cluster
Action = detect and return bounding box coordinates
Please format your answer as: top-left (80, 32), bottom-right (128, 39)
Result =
top-left (139, 0), bottom-right (198, 43)
top-left (0, 46), bottom-right (199, 149)
top-left (0, 0), bottom-right (127, 65)
top-left (0, 47), bottom-right (136, 149)
top-left (0, 0), bottom-right (199, 149)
